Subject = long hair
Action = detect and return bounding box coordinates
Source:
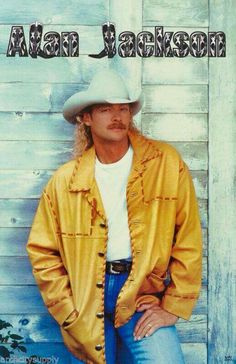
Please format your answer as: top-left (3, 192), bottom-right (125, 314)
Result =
top-left (73, 110), bottom-right (141, 158)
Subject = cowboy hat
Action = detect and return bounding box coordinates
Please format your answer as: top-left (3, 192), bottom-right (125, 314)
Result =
top-left (63, 69), bottom-right (143, 124)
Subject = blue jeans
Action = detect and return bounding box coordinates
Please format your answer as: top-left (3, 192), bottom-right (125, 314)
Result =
top-left (70, 272), bottom-right (185, 363)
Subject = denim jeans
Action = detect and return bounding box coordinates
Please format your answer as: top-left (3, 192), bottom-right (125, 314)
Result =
top-left (70, 272), bottom-right (185, 364)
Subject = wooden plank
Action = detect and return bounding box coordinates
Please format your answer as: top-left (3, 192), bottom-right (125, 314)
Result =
top-left (0, 170), bottom-right (54, 198)
top-left (171, 142), bottom-right (208, 171)
top-left (0, 169), bottom-right (207, 199)
top-left (0, 342), bottom-right (207, 364)
top-left (0, 199), bottom-right (38, 228)
top-left (143, 55), bottom-right (208, 85)
top-left (0, 55), bottom-right (108, 83)
top-left (0, 141), bottom-right (207, 170)
top-left (0, 112), bottom-right (74, 141)
top-left (0, 228), bottom-right (30, 256)
top-left (0, 313), bottom-right (206, 343)
top-left (0, 198), bottom-right (207, 228)
top-left (143, 85), bottom-right (208, 114)
top-left (142, 114), bottom-right (208, 141)
top-left (0, 84), bottom-right (208, 113)
top-left (0, 83), bottom-right (85, 112)
top-left (0, 141), bottom-right (73, 169)
top-left (0, 285), bottom-right (207, 315)
top-left (0, 25), bottom-right (103, 55)
top-left (182, 343), bottom-right (207, 364)
top-left (208, 1), bottom-right (236, 363)
top-left (143, 0), bottom-right (208, 27)
top-left (0, 256), bottom-right (208, 285)
top-left (0, 227), bottom-right (208, 257)
top-left (0, 0), bottom-right (108, 24)
top-left (0, 342), bottom-right (71, 363)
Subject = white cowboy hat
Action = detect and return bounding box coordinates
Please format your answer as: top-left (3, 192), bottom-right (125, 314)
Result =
top-left (63, 69), bottom-right (143, 124)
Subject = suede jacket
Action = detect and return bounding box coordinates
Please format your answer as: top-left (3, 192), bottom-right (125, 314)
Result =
top-left (26, 131), bottom-right (202, 363)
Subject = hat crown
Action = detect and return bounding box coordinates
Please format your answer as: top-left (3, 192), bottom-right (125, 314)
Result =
top-left (88, 69), bottom-right (130, 100)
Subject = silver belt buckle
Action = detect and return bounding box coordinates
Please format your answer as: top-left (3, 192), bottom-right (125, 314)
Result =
top-left (110, 263), bottom-right (121, 274)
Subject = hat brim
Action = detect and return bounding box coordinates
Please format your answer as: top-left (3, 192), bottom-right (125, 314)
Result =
top-left (63, 90), bottom-right (143, 124)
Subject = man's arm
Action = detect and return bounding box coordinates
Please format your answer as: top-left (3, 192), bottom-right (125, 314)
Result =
top-left (26, 183), bottom-right (76, 326)
top-left (161, 160), bottom-right (202, 319)
top-left (134, 159), bottom-right (202, 339)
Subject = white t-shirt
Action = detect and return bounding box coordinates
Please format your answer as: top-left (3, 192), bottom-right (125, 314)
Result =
top-left (95, 145), bottom-right (133, 261)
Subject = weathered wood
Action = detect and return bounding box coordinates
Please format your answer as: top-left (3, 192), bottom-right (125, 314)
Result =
top-left (0, 342), bottom-right (207, 364)
top-left (0, 25), bottom-right (103, 55)
top-left (0, 256), bottom-right (208, 285)
top-left (0, 141), bottom-right (207, 170)
top-left (143, 85), bottom-right (208, 114)
top-left (0, 55), bottom-right (108, 83)
top-left (0, 313), bottom-right (206, 343)
top-left (0, 170), bottom-right (54, 198)
top-left (0, 227), bottom-right (208, 257)
top-left (143, 54), bottom-right (208, 85)
top-left (0, 141), bottom-right (73, 169)
top-left (0, 342), bottom-right (71, 363)
top-left (0, 0), bottom-right (108, 24)
top-left (0, 285), bottom-right (207, 315)
top-left (182, 343), bottom-right (207, 364)
top-left (142, 114), bottom-right (208, 141)
top-left (0, 112), bottom-right (74, 141)
top-left (171, 142), bottom-right (208, 171)
top-left (0, 169), bottom-right (207, 200)
top-left (208, 1), bottom-right (236, 363)
top-left (0, 227), bottom-right (30, 256)
top-left (0, 198), bottom-right (207, 228)
top-left (143, 0), bottom-right (208, 27)
top-left (0, 84), bottom-right (208, 113)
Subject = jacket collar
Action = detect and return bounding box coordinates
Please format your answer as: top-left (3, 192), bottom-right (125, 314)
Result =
top-left (68, 130), bottom-right (162, 192)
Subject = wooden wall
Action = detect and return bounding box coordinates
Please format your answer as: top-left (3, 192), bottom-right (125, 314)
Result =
top-left (0, 0), bottom-right (234, 363)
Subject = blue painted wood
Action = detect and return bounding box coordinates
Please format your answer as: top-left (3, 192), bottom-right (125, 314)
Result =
top-left (0, 313), bottom-right (207, 343)
top-left (0, 84), bottom-right (208, 113)
top-left (143, 0), bottom-right (208, 27)
top-left (0, 198), bottom-right (208, 228)
top-left (0, 141), bottom-right (207, 170)
top-left (0, 227), bottom-right (208, 257)
top-left (0, 227), bottom-right (30, 256)
top-left (0, 55), bottom-right (108, 83)
top-left (0, 0), bottom-right (108, 24)
top-left (0, 170), bottom-right (207, 199)
top-left (0, 256), bottom-right (208, 285)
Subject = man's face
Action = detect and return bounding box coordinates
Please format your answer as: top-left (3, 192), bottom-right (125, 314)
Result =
top-left (82, 103), bottom-right (132, 144)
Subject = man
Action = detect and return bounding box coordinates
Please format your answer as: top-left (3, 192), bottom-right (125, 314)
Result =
top-left (26, 69), bottom-right (202, 364)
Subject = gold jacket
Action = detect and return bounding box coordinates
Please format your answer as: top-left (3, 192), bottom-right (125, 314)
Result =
top-left (26, 131), bottom-right (202, 363)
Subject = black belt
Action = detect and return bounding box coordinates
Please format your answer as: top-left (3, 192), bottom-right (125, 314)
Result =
top-left (106, 260), bottom-right (132, 274)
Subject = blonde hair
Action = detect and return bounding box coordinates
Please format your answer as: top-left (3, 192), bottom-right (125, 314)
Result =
top-left (73, 107), bottom-right (140, 158)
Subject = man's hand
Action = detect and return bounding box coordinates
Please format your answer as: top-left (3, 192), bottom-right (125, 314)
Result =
top-left (133, 302), bottom-right (178, 341)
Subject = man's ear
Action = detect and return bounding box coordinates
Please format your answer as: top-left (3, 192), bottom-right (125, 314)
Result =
top-left (82, 112), bottom-right (92, 126)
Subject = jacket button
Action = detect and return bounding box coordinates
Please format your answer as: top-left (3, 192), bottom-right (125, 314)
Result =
top-left (98, 252), bottom-right (104, 257)
top-left (96, 282), bottom-right (103, 288)
top-left (99, 223), bottom-right (106, 228)
top-left (96, 312), bottom-right (104, 319)
top-left (95, 344), bottom-right (103, 351)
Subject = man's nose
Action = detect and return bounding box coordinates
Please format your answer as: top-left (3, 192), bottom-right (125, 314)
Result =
top-left (111, 109), bottom-right (122, 120)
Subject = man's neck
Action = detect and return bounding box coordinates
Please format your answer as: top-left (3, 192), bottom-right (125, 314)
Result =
top-left (94, 138), bottom-right (129, 164)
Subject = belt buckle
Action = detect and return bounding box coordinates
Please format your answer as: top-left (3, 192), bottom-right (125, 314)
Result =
top-left (110, 263), bottom-right (121, 274)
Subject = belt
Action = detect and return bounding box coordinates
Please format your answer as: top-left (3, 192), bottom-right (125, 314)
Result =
top-left (106, 260), bottom-right (132, 274)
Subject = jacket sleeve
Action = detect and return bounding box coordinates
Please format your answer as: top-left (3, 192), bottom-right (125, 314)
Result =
top-left (161, 160), bottom-right (203, 320)
top-left (26, 181), bottom-right (75, 326)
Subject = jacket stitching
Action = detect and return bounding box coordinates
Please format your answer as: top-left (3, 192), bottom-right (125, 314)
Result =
top-left (44, 191), bottom-right (61, 234)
